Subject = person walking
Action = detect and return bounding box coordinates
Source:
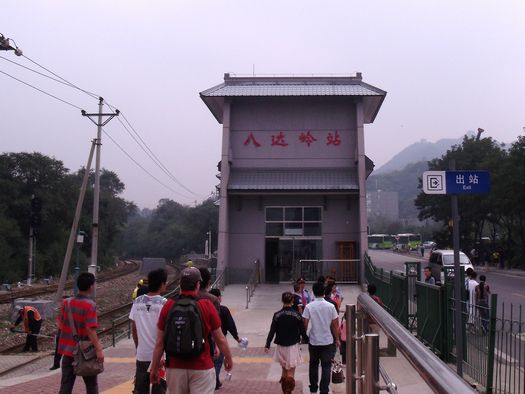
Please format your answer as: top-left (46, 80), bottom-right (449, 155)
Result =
top-left (11, 305), bottom-right (42, 352)
top-left (57, 272), bottom-right (104, 394)
top-left (265, 292), bottom-right (308, 394)
top-left (297, 277), bottom-right (312, 307)
top-left (466, 270), bottom-right (479, 325)
top-left (209, 288), bottom-right (242, 390)
top-left (475, 275), bottom-right (491, 333)
top-left (303, 282), bottom-right (340, 394)
top-left (150, 267), bottom-right (233, 394)
top-left (423, 266), bottom-right (436, 285)
top-left (129, 268), bottom-right (168, 394)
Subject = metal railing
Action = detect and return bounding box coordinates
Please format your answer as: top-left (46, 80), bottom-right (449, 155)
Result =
top-left (294, 259), bottom-right (359, 283)
top-left (245, 259), bottom-right (260, 309)
top-left (211, 267), bottom-right (229, 290)
top-left (346, 295), bottom-right (476, 393)
top-left (111, 312), bottom-right (132, 347)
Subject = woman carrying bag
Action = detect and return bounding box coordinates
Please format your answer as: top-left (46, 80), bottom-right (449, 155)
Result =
top-left (265, 292), bottom-right (308, 394)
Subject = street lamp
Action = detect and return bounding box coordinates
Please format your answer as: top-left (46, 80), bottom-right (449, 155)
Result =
top-left (74, 230), bottom-right (85, 296)
top-left (0, 34), bottom-right (23, 56)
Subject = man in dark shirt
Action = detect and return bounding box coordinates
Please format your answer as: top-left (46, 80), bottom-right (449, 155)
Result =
top-left (324, 284), bottom-right (339, 314)
top-left (209, 288), bottom-right (241, 390)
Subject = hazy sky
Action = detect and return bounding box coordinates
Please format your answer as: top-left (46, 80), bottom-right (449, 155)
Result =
top-left (2, 1), bottom-right (524, 208)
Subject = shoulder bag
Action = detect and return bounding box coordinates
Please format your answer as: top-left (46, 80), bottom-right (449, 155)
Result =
top-left (67, 300), bottom-right (104, 376)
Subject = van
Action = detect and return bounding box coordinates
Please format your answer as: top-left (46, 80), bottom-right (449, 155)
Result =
top-left (428, 249), bottom-right (474, 284)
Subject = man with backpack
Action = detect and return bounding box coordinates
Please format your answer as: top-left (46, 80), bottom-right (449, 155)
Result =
top-left (150, 267), bottom-right (233, 394)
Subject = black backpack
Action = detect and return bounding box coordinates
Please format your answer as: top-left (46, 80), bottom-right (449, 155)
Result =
top-left (164, 295), bottom-right (205, 359)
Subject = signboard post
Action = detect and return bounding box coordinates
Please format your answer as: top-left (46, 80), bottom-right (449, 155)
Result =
top-left (422, 165), bottom-right (490, 377)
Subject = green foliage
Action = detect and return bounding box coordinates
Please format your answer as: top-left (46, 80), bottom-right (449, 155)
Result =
top-left (0, 152), bottom-right (131, 283)
top-left (119, 198), bottom-right (218, 261)
top-left (415, 135), bottom-right (525, 267)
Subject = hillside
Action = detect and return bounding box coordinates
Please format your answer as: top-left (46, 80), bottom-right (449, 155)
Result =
top-left (374, 136), bottom-right (465, 174)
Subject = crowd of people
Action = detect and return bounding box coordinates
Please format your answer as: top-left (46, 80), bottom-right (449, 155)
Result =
top-left (18, 270), bottom-right (385, 394)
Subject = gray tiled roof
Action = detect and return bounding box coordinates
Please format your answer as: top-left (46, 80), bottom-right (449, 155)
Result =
top-left (202, 84), bottom-right (382, 97)
top-left (228, 168), bottom-right (358, 191)
top-left (200, 74), bottom-right (386, 125)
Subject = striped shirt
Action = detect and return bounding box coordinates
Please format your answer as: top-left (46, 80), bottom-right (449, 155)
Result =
top-left (58, 295), bottom-right (98, 356)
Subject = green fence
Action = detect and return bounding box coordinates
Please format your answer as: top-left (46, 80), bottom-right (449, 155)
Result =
top-left (364, 253), bottom-right (523, 393)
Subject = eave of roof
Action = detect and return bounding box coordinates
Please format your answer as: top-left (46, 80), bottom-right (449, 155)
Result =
top-left (200, 73), bottom-right (386, 124)
top-left (228, 168), bottom-right (359, 192)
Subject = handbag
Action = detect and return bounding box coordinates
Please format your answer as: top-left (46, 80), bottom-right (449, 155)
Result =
top-left (66, 300), bottom-right (104, 376)
top-left (331, 359), bottom-right (345, 384)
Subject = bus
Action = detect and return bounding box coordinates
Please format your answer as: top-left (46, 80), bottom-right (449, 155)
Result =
top-left (395, 233), bottom-right (422, 251)
top-left (368, 234), bottom-right (394, 249)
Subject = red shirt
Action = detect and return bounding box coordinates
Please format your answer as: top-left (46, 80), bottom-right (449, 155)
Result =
top-left (157, 290), bottom-right (221, 370)
top-left (58, 296), bottom-right (98, 357)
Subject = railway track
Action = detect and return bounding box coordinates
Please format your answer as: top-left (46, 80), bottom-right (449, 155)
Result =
top-left (0, 268), bottom-right (181, 367)
top-left (0, 260), bottom-right (140, 304)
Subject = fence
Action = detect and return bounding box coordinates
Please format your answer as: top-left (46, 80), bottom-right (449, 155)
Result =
top-left (245, 259), bottom-right (261, 309)
top-left (345, 296), bottom-right (475, 393)
top-left (365, 253), bottom-right (525, 393)
top-left (295, 259), bottom-right (360, 284)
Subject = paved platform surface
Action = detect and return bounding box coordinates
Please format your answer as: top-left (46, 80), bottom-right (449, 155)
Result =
top-left (0, 283), bottom-right (434, 393)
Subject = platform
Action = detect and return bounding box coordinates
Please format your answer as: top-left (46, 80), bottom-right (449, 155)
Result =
top-left (0, 283), bottom-right (433, 393)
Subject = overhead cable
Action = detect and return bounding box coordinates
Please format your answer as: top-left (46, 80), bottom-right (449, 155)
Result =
top-left (22, 54), bottom-right (100, 100)
top-left (101, 128), bottom-right (194, 200)
top-left (110, 109), bottom-right (202, 198)
top-left (0, 69), bottom-right (83, 110)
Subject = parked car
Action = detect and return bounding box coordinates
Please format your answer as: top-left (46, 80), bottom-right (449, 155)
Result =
top-left (423, 241), bottom-right (437, 249)
top-left (428, 249), bottom-right (474, 284)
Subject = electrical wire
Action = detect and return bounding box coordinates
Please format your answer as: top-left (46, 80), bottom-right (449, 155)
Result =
top-left (1, 52), bottom-right (202, 200)
top-left (111, 109), bottom-right (203, 198)
top-left (0, 69), bottom-right (84, 111)
top-left (101, 128), bottom-right (194, 200)
top-left (22, 54), bottom-right (100, 100)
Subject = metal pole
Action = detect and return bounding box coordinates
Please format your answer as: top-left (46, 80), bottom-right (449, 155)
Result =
top-left (346, 304), bottom-right (356, 394)
top-left (450, 159), bottom-right (464, 376)
top-left (485, 293), bottom-right (498, 394)
top-left (74, 232), bottom-right (80, 296)
top-left (245, 286), bottom-right (249, 309)
top-left (89, 97), bottom-right (104, 287)
top-left (27, 225), bottom-right (33, 285)
top-left (356, 305), bottom-right (364, 394)
top-left (55, 141), bottom-right (96, 302)
top-left (364, 334), bottom-right (379, 394)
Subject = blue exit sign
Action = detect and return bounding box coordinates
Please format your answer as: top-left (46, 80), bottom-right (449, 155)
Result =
top-left (423, 171), bottom-right (490, 194)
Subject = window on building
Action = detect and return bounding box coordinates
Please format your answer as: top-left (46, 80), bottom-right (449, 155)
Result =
top-left (265, 207), bottom-right (322, 237)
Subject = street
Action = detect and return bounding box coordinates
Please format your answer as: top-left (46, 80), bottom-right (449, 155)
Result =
top-left (368, 249), bottom-right (525, 312)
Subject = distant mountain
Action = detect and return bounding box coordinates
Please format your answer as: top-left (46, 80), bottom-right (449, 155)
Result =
top-left (374, 136), bottom-right (468, 174)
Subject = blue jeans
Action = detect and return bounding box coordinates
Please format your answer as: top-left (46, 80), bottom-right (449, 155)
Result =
top-left (309, 344), bottom-right (336, 394)
top-left (214, 352), bottom-right (225, 385)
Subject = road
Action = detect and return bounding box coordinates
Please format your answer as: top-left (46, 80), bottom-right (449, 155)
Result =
top-left (368, 249), bottom-right (525, 313)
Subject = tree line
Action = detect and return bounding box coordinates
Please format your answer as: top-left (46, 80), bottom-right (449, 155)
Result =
top-left (0, 152), bottom-right (217, 283)
top-left (415, 135), bottom-right (525, 267)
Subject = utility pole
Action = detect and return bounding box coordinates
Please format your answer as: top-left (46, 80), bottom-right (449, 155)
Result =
top-left (81, 98), bottom-right (119, 291)
top-left (56, 141), bottom-right (96, 302)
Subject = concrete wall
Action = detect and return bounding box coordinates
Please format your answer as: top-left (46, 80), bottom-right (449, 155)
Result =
top-left (230, 97), bottom-right (357, 168)
top-left (227, 194), bottom-right (359, 282)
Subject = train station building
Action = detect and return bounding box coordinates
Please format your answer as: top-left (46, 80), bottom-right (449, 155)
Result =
top-left (200, 73), bottom-right (386, 283)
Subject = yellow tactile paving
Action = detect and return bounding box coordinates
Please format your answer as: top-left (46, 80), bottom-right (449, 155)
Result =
top-left (101, 380), bottom-right (134, 393)
top-left (104, 357), bottom-right (136, 363)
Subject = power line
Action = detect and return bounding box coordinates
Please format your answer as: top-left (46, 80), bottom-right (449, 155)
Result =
top-left (22, 54), bottom-right (100, 100)
top-left (110, 109), bottom-right (202, 198)
top-left (101, 128), bottom-right (194, 200)
top-left (0, 69), bottom-right (84, 110)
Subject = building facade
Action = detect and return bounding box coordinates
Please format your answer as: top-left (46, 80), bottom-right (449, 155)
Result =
top-left (201, 74), bottom-right (386, 283)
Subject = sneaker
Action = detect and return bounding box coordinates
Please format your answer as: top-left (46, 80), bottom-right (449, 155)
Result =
top-left (49, 365), bottom-right (60, 370)
top-left (215, 382), bottom-right (222, 390)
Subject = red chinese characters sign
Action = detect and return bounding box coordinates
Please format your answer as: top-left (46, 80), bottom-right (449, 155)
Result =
top-left (242, 131), bottom-right (342, 148)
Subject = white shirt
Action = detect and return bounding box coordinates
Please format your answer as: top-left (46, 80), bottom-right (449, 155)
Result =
top-left (302, 297), bottom-right (338, 346)
top-left (129, 294), bottom-right (167, 361)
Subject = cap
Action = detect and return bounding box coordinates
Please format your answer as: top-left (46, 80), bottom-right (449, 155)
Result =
top-left (180, 267), bottom-right (202, 284)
